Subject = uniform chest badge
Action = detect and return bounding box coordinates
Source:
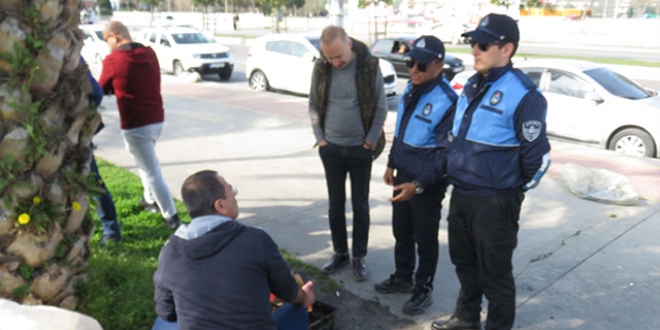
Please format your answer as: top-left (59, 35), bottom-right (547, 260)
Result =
top-left (490, 91), bottom-right (503, 105)
top-left (422, 103), bottom-right (433, 116)
top-left (522, 120), bottom-right (542, 142)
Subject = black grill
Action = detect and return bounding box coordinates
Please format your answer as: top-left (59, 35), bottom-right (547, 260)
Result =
top-left (200, 52), bottom-right (228, 59)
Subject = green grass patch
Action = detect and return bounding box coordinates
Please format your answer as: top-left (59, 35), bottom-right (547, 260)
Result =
top-left (76, 158), bottom-right (338, 329)
top-left (445, 47), bottom-right (660, 68)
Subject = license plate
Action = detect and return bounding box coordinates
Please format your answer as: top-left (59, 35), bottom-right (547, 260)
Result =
top-left (209, 63), bottom-right (225, 69)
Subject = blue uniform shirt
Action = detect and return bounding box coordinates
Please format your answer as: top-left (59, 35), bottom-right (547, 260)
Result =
top-left (387, 75), bottom-right (457, 187)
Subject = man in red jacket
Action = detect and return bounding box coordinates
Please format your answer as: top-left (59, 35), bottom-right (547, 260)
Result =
top-left (99, 21), bottom-right (180, 229)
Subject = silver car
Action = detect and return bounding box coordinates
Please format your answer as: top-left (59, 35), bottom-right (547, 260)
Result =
top-left (516, 59), bottom-right (659, 158)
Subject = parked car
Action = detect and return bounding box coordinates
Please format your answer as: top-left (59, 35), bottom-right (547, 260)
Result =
top-left (138, 26), bottom-right (234, 80)
top-left (79, 24), bottom-right (109, 64)
top-left (428, 20), bottom-right (474, 45)
top-left (369, 36), bottom-right (465, 81)
top-left (245, 33), bottom-right (398, 99)
top-left (449, 69), bottom-right (476, 94)
top-left (451, 60), bottom-right (659, 157)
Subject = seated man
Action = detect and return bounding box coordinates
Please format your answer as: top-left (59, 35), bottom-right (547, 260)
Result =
top-left (152, 170), bottom-right (315, 330)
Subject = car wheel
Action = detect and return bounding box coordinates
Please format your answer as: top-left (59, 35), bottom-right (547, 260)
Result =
top-left (173, 60), bottom-right (184, 76)
top-left (218, 69), bottom-right (232, 81)
top-left (249, 70), bottom-right (269, 92)
top-left (608, 128), bottom-right (656, 157)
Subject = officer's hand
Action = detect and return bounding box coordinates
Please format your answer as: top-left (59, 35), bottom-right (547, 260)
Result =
top-left (383, 167), bottom-right (394, 186)
top-left (317, 139), bottom-right (328, 147)
top-left (389, 183), bottom-right (415, 202)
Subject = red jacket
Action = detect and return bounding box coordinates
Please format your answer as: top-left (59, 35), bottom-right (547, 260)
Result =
top-left (99, 43), bottom-right (164, 129)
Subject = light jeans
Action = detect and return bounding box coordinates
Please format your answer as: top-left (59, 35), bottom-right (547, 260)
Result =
top-left (121, 123), bottom-right (176, 218)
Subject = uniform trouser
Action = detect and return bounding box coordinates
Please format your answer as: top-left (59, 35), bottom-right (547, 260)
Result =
top-left (319, 143), bottom-right (373, 258)
top-left (447, 189), bottom-right (524, 330)
top-left (392, 173), bottom-right (445, 291)
top-left (121, 123), bottom-right (177, 219)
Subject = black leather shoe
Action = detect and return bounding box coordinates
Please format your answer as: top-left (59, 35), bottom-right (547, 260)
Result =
top-left (374, 275), bottom-right (413, 294)
top-left (99, 234), bottom-right (122, 246)
top-left (401, 289), bottom-right (432, 315)
top-left (163, 214), bottom-right (181, 229)
top-left (139, 198), bottom-right (160, 214)
top-left (352, 257), bottom-right (368, 281)
top-left (321, 253), bottom-right (349, 274)
top-left (431, 316), bottom-right (480, 330)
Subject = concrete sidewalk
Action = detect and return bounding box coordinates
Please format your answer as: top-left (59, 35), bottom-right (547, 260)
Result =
top-left (92, 73), bottom-right (660, 329)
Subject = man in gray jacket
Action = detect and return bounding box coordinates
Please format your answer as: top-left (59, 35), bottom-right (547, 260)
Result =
top-left (309, 25), bottom-right (387, 282)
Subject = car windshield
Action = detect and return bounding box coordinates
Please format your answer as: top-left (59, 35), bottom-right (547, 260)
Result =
top-left (306, 37), bottom-right (321, 52)
top-left (171, 33), bottom-right (211, 44)
top-left (94, 31), bottom-right (103, 40)
top-left (584, 67), bottom-right (653, 100)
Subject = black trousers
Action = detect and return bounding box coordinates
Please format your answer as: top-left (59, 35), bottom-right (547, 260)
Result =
top-left (319, 143), bottom-right (373, 258)
top-left (447, 189), bottom-right (524, 330)
top-left (392, 172), bottom-right (446, 291)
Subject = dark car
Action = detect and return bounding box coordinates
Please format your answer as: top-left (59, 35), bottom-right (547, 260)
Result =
top-left (369, 36), bottom-right (465, 81)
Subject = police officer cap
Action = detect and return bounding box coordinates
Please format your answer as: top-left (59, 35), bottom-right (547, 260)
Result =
top-left (407, 35), bottom-right (444, 64)
top-left (462, 13), bottom-right (520, 44)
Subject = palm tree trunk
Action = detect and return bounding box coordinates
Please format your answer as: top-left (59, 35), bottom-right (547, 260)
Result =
top-left (0, 0), bottom-right (98, 310)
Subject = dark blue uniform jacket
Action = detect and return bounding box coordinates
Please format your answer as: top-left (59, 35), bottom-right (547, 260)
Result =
top-left (447, 63), bottom-right (551, 196)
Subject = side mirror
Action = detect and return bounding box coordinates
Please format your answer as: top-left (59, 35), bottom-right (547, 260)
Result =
top-left (584, 91), bottom-right (603, 104)
top-left (646, 88), bottom-right (658, 96)
top-left (302, 52), bottom-right (316, 62)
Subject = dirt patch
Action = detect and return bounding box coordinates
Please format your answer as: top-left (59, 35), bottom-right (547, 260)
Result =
top-left (314, 287), bottom-right (426, 330)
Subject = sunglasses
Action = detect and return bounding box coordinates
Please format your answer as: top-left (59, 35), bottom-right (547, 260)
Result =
top-left (469, 40), bottom-right (504, 52)
top-left (405, 60), bottom-right (431, 72)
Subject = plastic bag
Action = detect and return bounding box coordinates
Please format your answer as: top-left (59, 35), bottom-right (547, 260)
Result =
top-left (561, 163), bottom-right (638, 206)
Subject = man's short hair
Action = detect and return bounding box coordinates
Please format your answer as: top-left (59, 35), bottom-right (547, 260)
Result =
top-left (320, 25), bottom-right (348, 45)
top-left (181, 170), bottom-right (226, 218)
top-left (105, 21), bottom-right (132, 41)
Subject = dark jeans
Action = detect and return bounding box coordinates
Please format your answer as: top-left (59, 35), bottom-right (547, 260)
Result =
top-left (392, 173), bottom-right (446, 291)
top-left (447, 189), bottom-right (524, 330)
top-left (319, 143), bottom-right (373, 258)
top-left (152, 303), bottom-right (309, 330)
top-left (89, 151), bottom-right (121, 237)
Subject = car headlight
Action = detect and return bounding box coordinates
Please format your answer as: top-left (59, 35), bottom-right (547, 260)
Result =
top-left (443, 63), bottom-right (450, 69)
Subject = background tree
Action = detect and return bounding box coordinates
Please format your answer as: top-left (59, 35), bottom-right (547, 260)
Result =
top-left (191, 0), bottom-right (218, 30)
top-left (525, 0), bottom-right (542, 8)
top-left (490, 0), bottom-right (515, 14)
top-left (141, 0), bottom-right (164, 23)
top-left (0, 0), bottom-right (101, 309)
top-left (357, 0), bottom-right (393, 8)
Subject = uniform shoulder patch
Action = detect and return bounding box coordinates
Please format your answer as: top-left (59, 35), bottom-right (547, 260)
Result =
top-left (522, 120), bottom-right (542, 142)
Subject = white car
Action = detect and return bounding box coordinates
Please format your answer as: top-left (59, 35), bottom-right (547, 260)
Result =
top-left (516, 59), bottom-right (660, 158)
top-left (449, 69), bottom-right (476, 95)
top-left (79, 24), bottom-right (109, 64)
top-left (245, 33), bottom-right (398, 99)
top-left (428, 20), bottom-right (474, 45)
top-left (139, 26), bottom-right (234, 80)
